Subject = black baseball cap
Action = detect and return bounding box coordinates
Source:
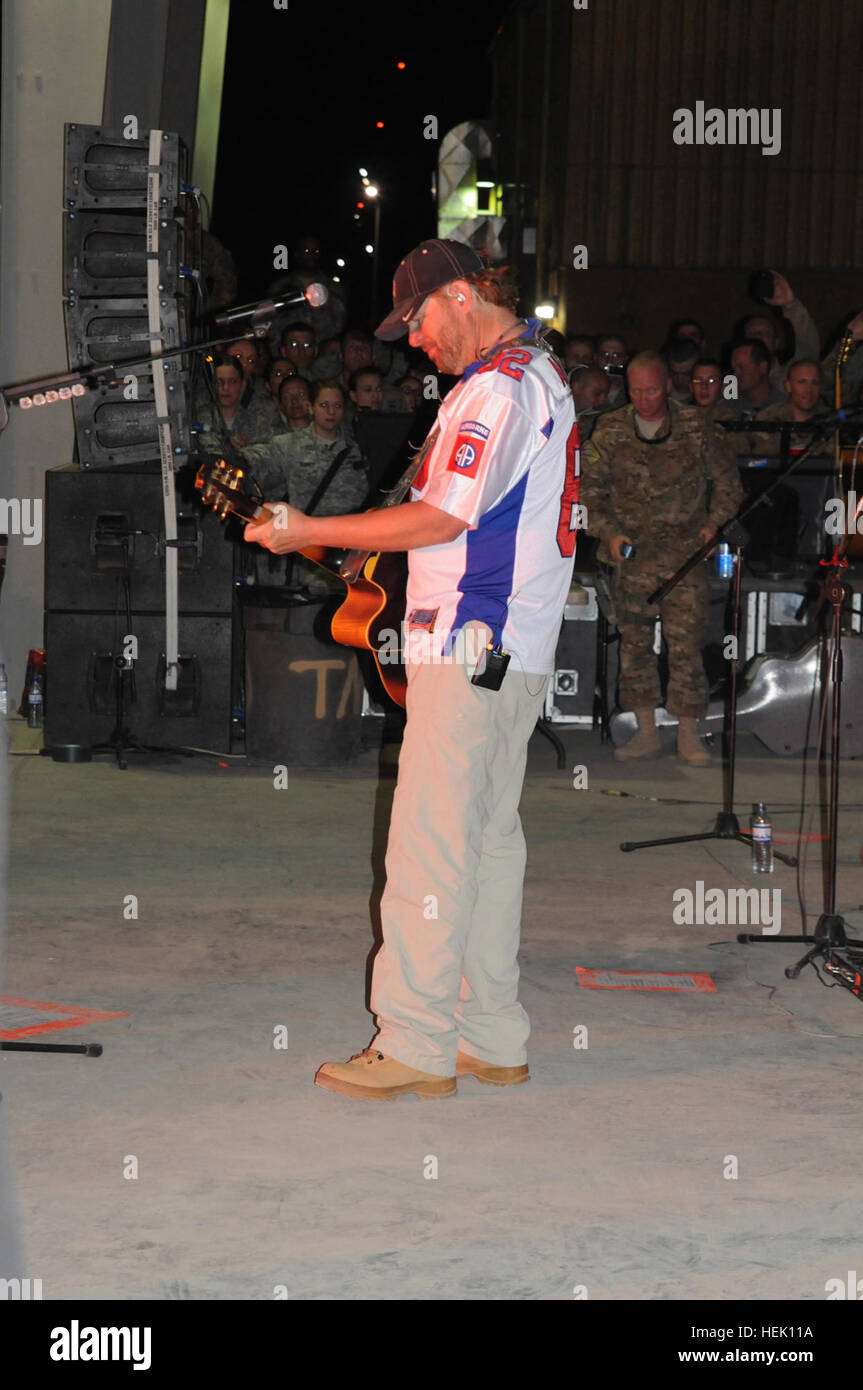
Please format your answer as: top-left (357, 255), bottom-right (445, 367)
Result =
top-left (375, 238), bottom-right (484, 340)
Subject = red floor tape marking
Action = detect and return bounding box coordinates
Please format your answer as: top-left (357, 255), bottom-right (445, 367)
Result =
top-left (0, 995), bottom-right (130, 1040)
top-left (576, 968), bottom-right (717, 993)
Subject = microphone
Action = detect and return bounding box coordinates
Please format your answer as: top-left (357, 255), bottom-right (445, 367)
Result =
top-left (214, 283), bottom-right (328, 331)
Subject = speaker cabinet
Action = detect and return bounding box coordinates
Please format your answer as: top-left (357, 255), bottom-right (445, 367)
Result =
top-left (65, 210), bottom-right (183, 298)
top-left (64, 125), bottom-right (184, 211)
top-left (45, 466), bottom-right (234, 613)
top-left (62, 123), bottom-right (194, 468)
top-left (43, 611), bottom-right (233, 751)
top-left (544, 586), bottom-right (600, 724)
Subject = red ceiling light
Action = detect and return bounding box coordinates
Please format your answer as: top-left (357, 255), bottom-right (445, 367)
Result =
top-left (376, 121), bottom-right (384, 129)
top-left (397, 61), bottom-right (406, 70)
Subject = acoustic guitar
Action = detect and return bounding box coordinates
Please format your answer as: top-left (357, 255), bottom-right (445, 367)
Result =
top-left (195, 459), bottom-right (409, 707)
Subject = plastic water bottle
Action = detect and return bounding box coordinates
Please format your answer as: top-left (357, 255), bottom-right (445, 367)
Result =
top-left (27, 673), bottom-right (43, 729)
top-left (716, 542), bottom-right (735, 579)
top-left (0, 664), bottom-right (7, 717)
top-left (751, 803), bottom-right (774, 874)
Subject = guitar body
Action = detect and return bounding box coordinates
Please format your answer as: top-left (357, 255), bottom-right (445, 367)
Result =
top-left (329, 551), bottom-right (408, 708)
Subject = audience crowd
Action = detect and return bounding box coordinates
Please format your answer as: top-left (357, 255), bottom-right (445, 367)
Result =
top-left (196, 242), bottom-right (863, 552)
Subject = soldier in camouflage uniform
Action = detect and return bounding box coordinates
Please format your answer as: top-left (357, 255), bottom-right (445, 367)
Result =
top-left (240, 380), bottom-right (368, 593)
top-left (580, 351), bottom-right (743, 765)
top-left (749, 360), bottom-right (823, 456)
top-left (194, 353), bottom-right (276, 454)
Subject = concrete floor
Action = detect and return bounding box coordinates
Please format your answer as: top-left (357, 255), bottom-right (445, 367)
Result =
top-left (3, 717), bottom-right (863, 1301)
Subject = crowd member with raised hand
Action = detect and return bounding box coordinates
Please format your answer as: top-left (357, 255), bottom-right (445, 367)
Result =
top-left (740, 270), bottom-right (820, 392)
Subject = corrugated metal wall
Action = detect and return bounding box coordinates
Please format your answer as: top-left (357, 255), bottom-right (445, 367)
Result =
top-left (493, 0), bottom-right (863, 273)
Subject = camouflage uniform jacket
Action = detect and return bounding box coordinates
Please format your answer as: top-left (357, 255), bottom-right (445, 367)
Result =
top-left (241, 424), bottom-right (368, 513)
top-left (194, 396), bottom-right (275, 454)
top-left (580, 400), bottom-right (743, 568)
top-left (748, 400), bottom-right (823, 457)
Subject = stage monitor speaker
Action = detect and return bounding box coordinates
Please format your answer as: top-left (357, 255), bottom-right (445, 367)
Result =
top-left (543, 585), bottom-right (599, 725)
top-left (43, 610), bottom-right (233, 752)
top-left (45, 465), bottom-right (235, 613)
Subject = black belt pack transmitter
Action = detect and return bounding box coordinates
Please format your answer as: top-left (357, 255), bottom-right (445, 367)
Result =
top-left (471, 642), bottom-right (510, 691)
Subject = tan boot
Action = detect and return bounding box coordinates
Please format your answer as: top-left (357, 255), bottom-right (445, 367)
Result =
top-left (614, 708), bottom-right (660, 761)
top-left (676, 716), bottom-right (710, 766)
top-left (315, 1048), bottom-right (456, 1100)
top-left (456, 1049), bottom-right (529, 1086)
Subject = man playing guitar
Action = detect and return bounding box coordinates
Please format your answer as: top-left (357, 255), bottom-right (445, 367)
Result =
top-left (244, 238), bottom-right (579, 1100)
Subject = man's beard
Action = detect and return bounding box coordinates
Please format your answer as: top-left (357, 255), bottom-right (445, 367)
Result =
top-left (429, 319), bottom-right (469, 375)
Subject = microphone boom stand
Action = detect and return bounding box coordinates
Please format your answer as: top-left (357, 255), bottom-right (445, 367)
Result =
top-left (737, 487), bottom-right (863, 988)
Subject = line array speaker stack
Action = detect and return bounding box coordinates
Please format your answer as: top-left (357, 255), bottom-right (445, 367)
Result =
top-left (63, 123), bottom-right (193, 468)
top-left (44, 125), bottom-right (237, 755)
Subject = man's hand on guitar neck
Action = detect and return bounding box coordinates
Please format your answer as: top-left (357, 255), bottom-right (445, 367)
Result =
top-left (243, 500), bottom-right (467, 554)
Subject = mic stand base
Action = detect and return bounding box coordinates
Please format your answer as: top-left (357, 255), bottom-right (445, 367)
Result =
top-left (621, 809), bottom-right (797, 867)
top-left (738, 912), bottom-right (863, 983)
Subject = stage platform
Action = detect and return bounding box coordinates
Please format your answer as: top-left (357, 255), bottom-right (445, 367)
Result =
top-left (3, 720), bottom-right (863, 1301)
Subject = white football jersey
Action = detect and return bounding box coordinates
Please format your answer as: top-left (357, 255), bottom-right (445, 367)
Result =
top-left (405, 322), bottom-right (580, 674)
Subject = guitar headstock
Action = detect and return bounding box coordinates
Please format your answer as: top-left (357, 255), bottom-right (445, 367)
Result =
top-left (195, 460), bottom-right (261, 523)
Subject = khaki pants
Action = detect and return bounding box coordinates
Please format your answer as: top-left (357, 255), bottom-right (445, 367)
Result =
top-left (370, 652), bottom-right (549, 1076)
